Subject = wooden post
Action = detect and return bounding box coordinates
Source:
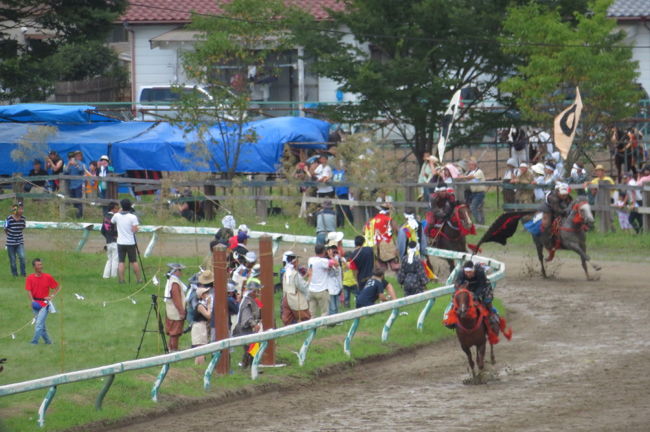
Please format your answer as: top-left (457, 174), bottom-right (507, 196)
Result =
top-left (595, 186), bottom-right (611, 233)
top-left (259, 235), bottom-right (276, 365)
top-left (212, 244), bottom-right (230, 375)
top-left (204, 183), bottom-right (215, 221)
top-left (255, 176), bottom-right (268, 220)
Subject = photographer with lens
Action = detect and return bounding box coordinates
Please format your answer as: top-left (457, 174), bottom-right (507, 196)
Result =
top-left (164, 263), bottom-right (187, 352)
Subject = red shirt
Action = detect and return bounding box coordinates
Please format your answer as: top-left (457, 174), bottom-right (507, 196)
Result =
top-left (25, 273), bottom-right (59, 307)
top-left (228, 235), bottom-right (238, 250)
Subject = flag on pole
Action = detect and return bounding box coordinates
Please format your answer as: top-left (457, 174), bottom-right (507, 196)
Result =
top-left (436, 89), bottom-right (462, 162)
top-left (553, 87), bottom-right (583, 160)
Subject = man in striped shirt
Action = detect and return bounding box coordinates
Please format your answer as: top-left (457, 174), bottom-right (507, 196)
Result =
top-left (5, 203), bottom-right (26, 276)
top-left (5, 202), bottom-right (26, 277)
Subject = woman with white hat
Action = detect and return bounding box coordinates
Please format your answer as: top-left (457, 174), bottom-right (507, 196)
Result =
top-left (191, 274), bottom-right (212, 364)
top-left (164, 263), bottom-right (187, 352)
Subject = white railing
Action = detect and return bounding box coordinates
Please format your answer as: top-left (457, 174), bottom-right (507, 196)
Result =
top-left (0, 225), bottom-right (505, 428)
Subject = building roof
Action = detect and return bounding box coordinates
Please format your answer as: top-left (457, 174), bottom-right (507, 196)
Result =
top-left (121, 0), bottom-right (345, 24)
top-left (608, 0), bottom-right (650, 20)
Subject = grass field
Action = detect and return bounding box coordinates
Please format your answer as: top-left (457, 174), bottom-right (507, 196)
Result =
top-left (0, 245), bottom-right (466, 432)
top-left (0, 188), bottom-right (648, 431)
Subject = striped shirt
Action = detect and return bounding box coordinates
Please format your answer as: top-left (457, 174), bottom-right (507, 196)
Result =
top-left (5, 215), bottom-right (26, 246)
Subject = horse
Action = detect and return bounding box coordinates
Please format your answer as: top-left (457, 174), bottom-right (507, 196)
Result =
top-left (426, 203), bottom-right (475, 272)
top-left (532, 198), bottom-right (602, 280)
top-left (452, 288), bottom-right (494, 380)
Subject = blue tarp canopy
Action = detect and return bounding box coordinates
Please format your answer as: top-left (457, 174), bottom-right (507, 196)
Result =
top-left (0, 105), bottom-right (329, 174)
top-left (0, 104), bottom-right (118, 123)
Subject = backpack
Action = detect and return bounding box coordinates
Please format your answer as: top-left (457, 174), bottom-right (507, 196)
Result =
top-left (513, 129), bottom-right (528, 151)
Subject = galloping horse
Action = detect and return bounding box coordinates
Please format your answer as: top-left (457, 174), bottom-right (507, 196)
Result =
top-left (532, 198), bottom-right (601, 280)
top-left (426, 203), bottom-right (475, 272)
top-left (451, 288), bottom-right (494, 378)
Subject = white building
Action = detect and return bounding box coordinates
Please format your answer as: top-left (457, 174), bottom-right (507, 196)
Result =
top-left (608, 0), bottom-right (650, 98)
top-left (118, 0), bottom-right (352, 114)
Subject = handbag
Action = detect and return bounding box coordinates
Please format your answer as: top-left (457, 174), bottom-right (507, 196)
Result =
top-left (377, 241), bottom-right (398, 262)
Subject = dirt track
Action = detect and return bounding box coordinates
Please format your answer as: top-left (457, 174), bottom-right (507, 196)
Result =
top-left (100, 244), bottom-right (650, 432)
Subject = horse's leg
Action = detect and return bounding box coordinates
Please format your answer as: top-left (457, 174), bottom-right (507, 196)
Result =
top-left (477, 341), bottom-right (486, 371)
top-left (461, 344), bottom-right (475, 376)
top-left (564, 240), bottom-right (595, 280)
top-left (490, 343), bottom-right (495, 365)
top-left (580, 236), bottom-right (601, 272)
top-left (534, 236), bottom-right (547, 278)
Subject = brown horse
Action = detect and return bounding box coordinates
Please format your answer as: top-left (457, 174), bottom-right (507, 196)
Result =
top-left (427, 203), bottom-right (475, 272)
top-left (452, 288), bottom-right (495, 379)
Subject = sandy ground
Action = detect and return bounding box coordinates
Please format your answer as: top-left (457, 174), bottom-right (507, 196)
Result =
top-left (88, 233), bottom-right (650, 432)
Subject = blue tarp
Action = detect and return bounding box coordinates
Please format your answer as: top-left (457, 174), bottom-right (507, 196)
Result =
top-left (0, 104), bottom-right (118, 123)
top-left (0, 105), bottom-right (329, 174)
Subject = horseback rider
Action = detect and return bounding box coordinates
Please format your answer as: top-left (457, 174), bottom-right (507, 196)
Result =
top-left (427, 185), bottom-right (456, 230)
top-left (540, 182), bottom-right (573, 261)
top-left (444, 261), bottom-right (499, 330)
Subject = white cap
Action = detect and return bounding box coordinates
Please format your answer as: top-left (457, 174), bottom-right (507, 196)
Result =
top-left (555, 182), bottom-right (569, 194)
top-left (221, 214), bottom-right (236, 230)
top-left (519, 162), bottom-right (528, 168)
top-left (506, 158), bottom-right (517, 167)
top-left (238, 224), bottom-right (249, 234)
top-left (99, 155), bottom-right (109, 161)
top-left (244, 251), bottom-right (257, 263)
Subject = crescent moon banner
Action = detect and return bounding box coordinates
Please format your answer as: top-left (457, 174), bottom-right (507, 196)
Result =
top-left (437, 89), bottom-right (462, 162)
top-left (553, 87), bottom-right (583, 160)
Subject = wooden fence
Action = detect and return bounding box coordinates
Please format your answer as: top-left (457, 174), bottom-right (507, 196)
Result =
top-left (2, 174), bottom-right (649, 232)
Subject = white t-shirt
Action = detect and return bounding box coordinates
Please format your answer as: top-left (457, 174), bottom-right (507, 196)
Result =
top-left (314, 164), bottom-right (334, 194)
top-left (111, 212), bottom-right (139, 245)
top-left (308, 256), bottom-right (331, 292)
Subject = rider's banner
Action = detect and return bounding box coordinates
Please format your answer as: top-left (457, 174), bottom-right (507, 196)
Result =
top-left (436, 89), bottom-right (462, 162)
top-left (553, 87), bottom-right (583, 160)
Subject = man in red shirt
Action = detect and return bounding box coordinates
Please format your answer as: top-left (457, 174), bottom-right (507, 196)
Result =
top-left (25, 258), bottom-right (59, 344)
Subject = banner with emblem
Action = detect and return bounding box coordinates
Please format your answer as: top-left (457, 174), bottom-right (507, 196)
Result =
top-left (553, 87), bottom-right (583, 160)
top-left (436, 89), bottom-right (462, 162)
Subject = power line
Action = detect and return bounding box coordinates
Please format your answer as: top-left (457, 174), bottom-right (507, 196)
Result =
top-left (126, 1), bottom-right (650, 50)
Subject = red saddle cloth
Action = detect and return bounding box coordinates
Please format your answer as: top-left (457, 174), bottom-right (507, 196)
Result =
top-left (443, 303), bottom-right (512, 345)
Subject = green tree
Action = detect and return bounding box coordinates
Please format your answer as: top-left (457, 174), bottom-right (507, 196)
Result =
top-left (290, 0), bottom-right (518, 164)
top-left (500, 0), bottom-right (640, 160)
top-left (0, 0), bottom-right (127, 101)
top-left (177, 0), bottom-right (298, 178)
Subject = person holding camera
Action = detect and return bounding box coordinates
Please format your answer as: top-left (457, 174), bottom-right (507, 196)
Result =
top-left (281, 252), bottom-right (311, 325)
top-left (111, 199), bottom-right (143, 284)
top-left (164, 263), bottom-right (187, 352)
top-left (64, 150), bottom-right (88, 218)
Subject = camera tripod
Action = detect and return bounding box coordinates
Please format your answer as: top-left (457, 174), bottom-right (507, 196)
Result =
top-left (135, 294), bottom-right (168, 359)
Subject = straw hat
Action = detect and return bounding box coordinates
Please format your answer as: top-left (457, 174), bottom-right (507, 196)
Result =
top-left (594, 164), bottom-right (605, 171)
top-left (198, 270), bottom-right (214, 285)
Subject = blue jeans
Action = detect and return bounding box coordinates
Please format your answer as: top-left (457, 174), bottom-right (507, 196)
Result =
top-left (343, 284), bottom-right (357, 307)
top-left (7, 243), bottom-right (25, 276)
top-left (469, 191), bottom-right (485, 225)
top-left (32, 305), bottom-right (52, 344)
top-left (70, 186), bottom-right (83, 218)
top-left (329, 293), bottom-right (340, 315)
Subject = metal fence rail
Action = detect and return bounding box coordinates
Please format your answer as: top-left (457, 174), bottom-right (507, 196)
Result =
top-left (0, 227), bottom-right (505, 428)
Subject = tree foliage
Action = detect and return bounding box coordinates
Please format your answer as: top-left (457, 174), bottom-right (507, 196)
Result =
top-left (178, 0), bottom-right (298, 178)
top-left (500, 0), bottom-right (641, 150)
top-left (0, 0), bottom-right (127, 101)
top-left (290, 0), bottom-right (517, 164)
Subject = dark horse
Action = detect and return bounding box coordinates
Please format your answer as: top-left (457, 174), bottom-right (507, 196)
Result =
top-left (452, 288), bottom-right (494, 380)
top-left (427, 203), bottom-right (475, 272)
top-left (532, 199), bottom-right (602, 280)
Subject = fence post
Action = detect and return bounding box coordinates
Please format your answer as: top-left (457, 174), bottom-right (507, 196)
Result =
top-left (212, 245), bottom-right (230, 375)
top-left (596, 186), bottom-right (611, 232)
top-left (254, 175), bottom-right (268, 220)
top-left (204, 183), bottom-right (215, 221)
top-left (641, 185), bottom-right (650, 233)
top-left (259, 235), bottom-right (276, 365)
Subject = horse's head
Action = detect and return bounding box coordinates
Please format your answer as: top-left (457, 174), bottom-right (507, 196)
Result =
top-left (454, 288), bottom-right (478, 320)
top-left (570, 199), bottom-right (594, 229)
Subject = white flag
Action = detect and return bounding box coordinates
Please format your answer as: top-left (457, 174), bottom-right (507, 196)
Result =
top-left (437, 89), bottom-right (462, 162)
